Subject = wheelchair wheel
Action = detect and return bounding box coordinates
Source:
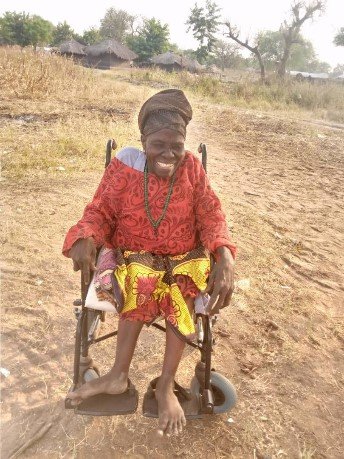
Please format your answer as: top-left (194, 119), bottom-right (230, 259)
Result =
top-left (191, 371), bottom-right (237, 414)
top-left (82, 367), bottom-right (100, 383)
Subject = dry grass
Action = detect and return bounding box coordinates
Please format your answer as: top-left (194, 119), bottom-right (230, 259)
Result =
top-left (114, 67), bottom-right (344, 121)
top-left (1, 46), bottom-right (344, 458)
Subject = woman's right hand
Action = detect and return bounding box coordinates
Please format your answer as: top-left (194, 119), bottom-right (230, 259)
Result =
top-left (69, 237), bottom-right (97, 285)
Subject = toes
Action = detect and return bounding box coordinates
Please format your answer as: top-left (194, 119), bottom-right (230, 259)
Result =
top-left (165, 421), bottom-right (174, 437)
top-left (173, 422), bottom-right (179, 436)
top-left (158, 415), bottom-right (169, 437)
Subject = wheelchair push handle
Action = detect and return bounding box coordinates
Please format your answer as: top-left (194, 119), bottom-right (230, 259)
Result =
top-left (105, 139), bottom-right (117, 168)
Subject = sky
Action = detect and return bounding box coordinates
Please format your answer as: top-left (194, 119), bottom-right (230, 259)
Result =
top-left (1, 0), bottom-right (343, 68)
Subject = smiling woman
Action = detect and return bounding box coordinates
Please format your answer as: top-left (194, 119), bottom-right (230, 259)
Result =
top-left (62, 88), bottom-right (236, 437)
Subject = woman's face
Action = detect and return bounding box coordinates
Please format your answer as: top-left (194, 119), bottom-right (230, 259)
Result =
top-left (142, 129), bottom-right (185, 178)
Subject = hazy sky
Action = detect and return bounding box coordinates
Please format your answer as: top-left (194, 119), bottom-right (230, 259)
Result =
top-left (1, 0), bottom-right (343, 68)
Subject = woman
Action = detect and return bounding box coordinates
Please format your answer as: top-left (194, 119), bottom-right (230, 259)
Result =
top-left (63, 89), bottom-right (236, 437)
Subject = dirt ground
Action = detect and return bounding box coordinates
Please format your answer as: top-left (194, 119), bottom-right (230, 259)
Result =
top-left (1, 90), bottom-right (344, 458)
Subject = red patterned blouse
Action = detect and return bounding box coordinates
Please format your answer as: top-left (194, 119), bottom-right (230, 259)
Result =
top-left (62, 151), bottom-right (236, 258)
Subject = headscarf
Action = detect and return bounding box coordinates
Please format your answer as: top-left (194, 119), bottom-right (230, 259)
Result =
top-left (138, 89), bottom-right (192, 138)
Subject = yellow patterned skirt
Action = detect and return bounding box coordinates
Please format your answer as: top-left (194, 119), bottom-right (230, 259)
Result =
top-left (94, 246), bottom-right (210, 340)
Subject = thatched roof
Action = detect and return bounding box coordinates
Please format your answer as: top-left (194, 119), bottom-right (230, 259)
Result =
top-left (182, 57), bottom-right (204, 73)
top-left (151, 51), bottom-right (183, 67)
top-left (59, 39), bottom-right (86, 55)
top-left (85, 39), bottom-right (137, 61)
top-left (151, 51), bottom-right (203, 73)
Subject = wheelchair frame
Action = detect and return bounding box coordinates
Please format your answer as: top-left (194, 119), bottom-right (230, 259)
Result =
top-left (66, 141), bottom-right (236, 416)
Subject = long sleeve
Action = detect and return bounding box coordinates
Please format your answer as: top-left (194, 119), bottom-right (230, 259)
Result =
top-left (193, 160), bottom-right (237, 258)
top-left (62, 159), bottom-right (118, 257)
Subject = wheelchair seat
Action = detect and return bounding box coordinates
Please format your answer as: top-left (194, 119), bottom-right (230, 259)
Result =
top-left (85, 274), bottom-right (117, 313)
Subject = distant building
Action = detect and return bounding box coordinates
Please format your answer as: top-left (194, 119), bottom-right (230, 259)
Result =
top-left (84, 39), bottom-right (137, 69)
top-left (289, 70), bottom-right (329, 81)
top-left (151, 51), bottom-right (203, 73)
top-left (59, 39), bottom-right (86, 63)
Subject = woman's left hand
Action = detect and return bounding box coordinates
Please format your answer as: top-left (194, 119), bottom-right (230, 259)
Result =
top-left (205, 246), bottom-right (235, 315)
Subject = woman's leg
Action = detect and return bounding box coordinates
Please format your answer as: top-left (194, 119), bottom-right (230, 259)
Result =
top-left (68, 318), bottom-right (143, 404)
top-left (155, 297), bottom-right (194, 436)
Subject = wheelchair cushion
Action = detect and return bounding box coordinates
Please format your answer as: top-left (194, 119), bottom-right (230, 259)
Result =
top-left (85, 274), bottom-right (117, 313)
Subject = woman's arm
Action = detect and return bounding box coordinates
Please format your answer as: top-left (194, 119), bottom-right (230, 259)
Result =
top-left (62, 159), bottom-right (119, 282)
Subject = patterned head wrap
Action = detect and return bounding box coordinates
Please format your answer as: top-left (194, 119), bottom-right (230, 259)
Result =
top-left (138, 89), bottom-right (192, 138)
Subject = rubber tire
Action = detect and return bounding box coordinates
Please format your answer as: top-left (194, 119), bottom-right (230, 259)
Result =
top-left (190, 371), bottom-right (237, 414)
top-left (82, 367), bottom-right (100, 383)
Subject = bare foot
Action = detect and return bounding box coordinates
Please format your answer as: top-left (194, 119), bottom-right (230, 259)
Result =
top-left (67, 369), bottom-right (128, 406)
top-left (155, 381), bottom-right (186, 436)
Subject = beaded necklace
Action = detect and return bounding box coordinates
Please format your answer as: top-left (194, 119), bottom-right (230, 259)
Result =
top-left (144, 161), bottom-right (175, 234)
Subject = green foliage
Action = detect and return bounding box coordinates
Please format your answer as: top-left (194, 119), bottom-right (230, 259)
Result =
top-left (0, 11), bottom-right (53, 47)
top-left (186, 0), bottom-right (221, 63)
top-left (333, 27), bottom-right (344, 46)
top-left (126, 18), bottom-right (170, 61)
top-left (99, 7), bottom-right (135, 42)
top-left (51, 21), bottom-right (74, 46)
top-left (256, 30), bottom-right (330, 72)
top-left (82, 27), bottom-right (101, 45)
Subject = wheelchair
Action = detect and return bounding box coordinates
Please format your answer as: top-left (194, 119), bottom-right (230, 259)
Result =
top-left (65, 140), bottom-right (237, 418)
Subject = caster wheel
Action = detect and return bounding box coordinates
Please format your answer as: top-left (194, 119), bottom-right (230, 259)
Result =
top-left (82, 367), bottom-right (100, 383)
top-left (191, 371), bottom-right (237, 414)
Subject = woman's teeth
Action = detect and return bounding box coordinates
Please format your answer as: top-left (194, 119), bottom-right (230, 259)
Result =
top-left (157, 162), bottom-right (174, 169)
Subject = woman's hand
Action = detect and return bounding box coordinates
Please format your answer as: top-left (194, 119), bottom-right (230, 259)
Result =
top-left (205, 246), bottom-right (235, 315)
top-left (69, 237), bottom-right (97, 285)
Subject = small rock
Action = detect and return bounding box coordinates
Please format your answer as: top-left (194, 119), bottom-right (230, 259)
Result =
top-left (260, 416), bottom-right (268, 421)
top-left (236, 278), bottom-right (250, 291)
top-left (0, 367), bottom-right (10, 378)
top-left (35, 278), bottom-right (44, 286)
top-left (227, 417), bottom-right (235, 423)
top-left (317, 133), bottom-right (326, 139)
top-left (56, 166), bottom-right (65, 171)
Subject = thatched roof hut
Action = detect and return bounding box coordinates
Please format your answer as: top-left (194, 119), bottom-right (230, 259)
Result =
top-left (84, 39), bottom-right (137, 69)
top-left (59, 39), bottom-right (86, 57)
top-left (182, 57), bottom-right (204, 73)
top-left (151, 51), bottom-right (202, 73)
top-left (151, 51), bottom-right (183, 72)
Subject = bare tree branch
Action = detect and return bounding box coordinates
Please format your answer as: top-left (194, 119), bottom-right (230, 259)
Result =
top-left (224, 22), bottom-right (266, 82)
top-left (278, 0), bottom-right (325, 77)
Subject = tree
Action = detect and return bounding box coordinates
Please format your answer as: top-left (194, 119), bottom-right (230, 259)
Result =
top-left (212, 39), bottom-right (241, 70)
top-left (99, 7), bottom-right (136, 42)
top-left (224, 23), bottom-right (266, 81)
top-left (82, 27), bottom-right (101, 45)
top-left (278, 0), bottom-right (325, 77)
top-left (51, 21), bottom-right (74, 46)
top-left (126, 18), bottom-right (170, 62)
top-left (257, 30), bottom-right (327, 71)
top-left (333, 27), bottom-right (344, 46)
top-left (0, 11), bottom-right (53, 47)
top-left (332, 63), bottom-right (344, 76)
top-left (186, 0), bottom-right (221, 63)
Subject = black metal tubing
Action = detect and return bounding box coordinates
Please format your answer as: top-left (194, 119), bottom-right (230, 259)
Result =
top-left (72, 312), bottom-right (83, 386)
top-left (201, 144), bottom-right (207, 172)
top-left (92, 330), bottom-right (118, 344)
top-left (151, 323), bottom-right (199, 349)
top-left (203, 316), bottom-right (212, 391)
top-left (105, 139), bottom-right (112, 168)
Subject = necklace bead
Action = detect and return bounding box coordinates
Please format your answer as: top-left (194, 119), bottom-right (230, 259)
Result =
top-left (144, 161), bottom-right (175, 232)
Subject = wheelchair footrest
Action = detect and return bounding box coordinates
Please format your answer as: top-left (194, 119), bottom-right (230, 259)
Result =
top-left (67, 381), bottom-right (138, 416)
top-left (142, 377), bottom-right (203, 419)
